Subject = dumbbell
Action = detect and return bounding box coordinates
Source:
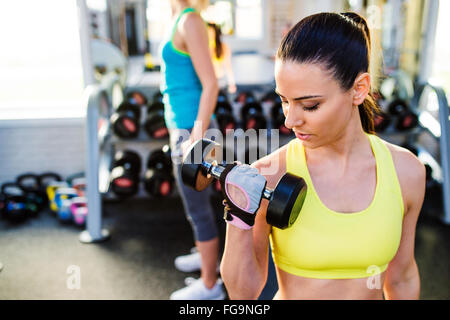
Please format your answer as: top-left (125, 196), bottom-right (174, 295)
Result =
top-left (110, 101), bottom-right (141, 139)
top-left (212, 146), bottom-right (236, 193)
top-left (3, 181), bottom-right (43, 218)
top-left (66, 172), bottom-right (86, 196)
top-left (1, 182), bottom-right (30, 222)
top-left (126, 90), bottom-right (148, 106)
top-left (387, 99), bottom-right (408, 116)
top-left (373, 111), bottom-right (391, 133)
top-left (270, 101), bottom-right (291, 135)
top-left (395, 109), bottom-right (418, 131)
top-left (0, 193), bottom-right (5, 218)
top-left (215, 98), bottom-right (236, 135)
top-left (234, 91), bottom-right (255, 105)
top-left (70, 197), bottom-right (88, 227)
top-left (54, 188), bottom-right (79, 222)
top-left (39, 172), bottom-right (63, 208)
top-left (144, 146), bottom-right (174, 197)
top-left (46, 181), bottom-right (70, 213)
top-left (241, 99), bottom-right (267, 131)
top-left (110, 150), bottom-right (142, 197)
top-left (153, 91), bottom-right (163, 104)
top-left (181, 139), bottom-right (307, 229)
top-left (16, 173), bottom-right (47, 213)
top-left (144, 101), bottom-right (169, 139)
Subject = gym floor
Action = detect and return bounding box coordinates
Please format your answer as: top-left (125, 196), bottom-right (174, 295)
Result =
top-left (0, 190), bottom-right (448, 300)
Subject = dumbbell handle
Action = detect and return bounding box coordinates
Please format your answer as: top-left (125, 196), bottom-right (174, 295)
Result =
top-left (201, 161), bottom-right (273, 200)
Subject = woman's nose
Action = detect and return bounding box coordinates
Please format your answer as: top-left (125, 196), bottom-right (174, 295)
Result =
top-left (284, 108), bottom-right (304, 129)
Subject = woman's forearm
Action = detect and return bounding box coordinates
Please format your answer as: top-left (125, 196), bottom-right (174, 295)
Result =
top-left (190, 82), bottom-right (218, 141)
top-left (221, 225), bottom-right (266, 300)
top-left (383, 263), bottom-right (421, 300)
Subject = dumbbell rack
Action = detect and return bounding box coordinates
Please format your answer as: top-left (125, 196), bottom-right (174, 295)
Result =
top-left (81, 80), bottom-right (299, 243)
top-left (409, 83), bottom-right (450, 225)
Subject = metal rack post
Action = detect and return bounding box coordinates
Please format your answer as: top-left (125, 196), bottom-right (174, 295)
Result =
top-left (434, 86), bottom-right (450, 224)
top-left (79, 85), bottom-right (111, 243)
top-left (413, 83), bottom-right (450, 225)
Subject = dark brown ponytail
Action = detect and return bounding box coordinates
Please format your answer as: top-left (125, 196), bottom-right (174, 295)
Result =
top-left (341, 12), bottom-right (380, 134)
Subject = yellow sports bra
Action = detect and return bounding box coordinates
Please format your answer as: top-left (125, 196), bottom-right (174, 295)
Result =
top-left (269, 134), bottom-right (404, 279)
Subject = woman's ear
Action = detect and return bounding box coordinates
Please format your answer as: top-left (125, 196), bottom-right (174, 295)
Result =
top-left (352, 72), bottom-right (371, 106)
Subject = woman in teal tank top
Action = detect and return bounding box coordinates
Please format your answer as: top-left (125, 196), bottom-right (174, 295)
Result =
top-left (160, 0), bottom-right (224, 300)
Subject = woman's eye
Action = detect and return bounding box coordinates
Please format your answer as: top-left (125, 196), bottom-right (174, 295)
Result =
top-left (303, 103), bottom-right (319, 112)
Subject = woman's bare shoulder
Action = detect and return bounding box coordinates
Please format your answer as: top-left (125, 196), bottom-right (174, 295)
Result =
top-left (381, 139), bottom-right (426, 209)
top-left (251, 143), bottom-right (289, 189)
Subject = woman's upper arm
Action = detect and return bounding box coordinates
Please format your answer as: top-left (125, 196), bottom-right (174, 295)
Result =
top-left (385, 145), bottom-right (426, 283)
top-left (180, 13), bottom-right (217, 88)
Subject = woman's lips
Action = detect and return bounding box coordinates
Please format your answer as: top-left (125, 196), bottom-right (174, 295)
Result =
top-left (294, 132), bottom-right (311, 141)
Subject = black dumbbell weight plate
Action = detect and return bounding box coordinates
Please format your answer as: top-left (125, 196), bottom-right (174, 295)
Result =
top-left (266, 173), bottom-right (307, 229)
top-left (181, 139), bottom-right (222, 191)
top-left (126, 91), bottom-right (147, 106)
top-left (144, 169), bottom-right (174, 197)
top-left (113, 150), bottom-right (142, 176)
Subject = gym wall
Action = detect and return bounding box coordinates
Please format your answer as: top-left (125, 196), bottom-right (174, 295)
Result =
top-left (0, 119), bottom-right (85, 184)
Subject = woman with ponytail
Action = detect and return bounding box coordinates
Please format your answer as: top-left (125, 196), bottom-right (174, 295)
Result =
top-left (220, 12), bottom-right (425, 300)
top-left (207, 22), bottom-right (236, 93)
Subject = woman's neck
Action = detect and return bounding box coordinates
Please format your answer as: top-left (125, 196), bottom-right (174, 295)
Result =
top-left (305, 107), bottom-right (372, 168)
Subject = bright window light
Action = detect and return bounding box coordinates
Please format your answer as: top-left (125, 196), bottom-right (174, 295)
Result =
top-left (0, 1), bottom-right (84, 119)
top-left (235, 0), bottom-right (262, 39)
top-left (431, 0), bottom-right (450, 96)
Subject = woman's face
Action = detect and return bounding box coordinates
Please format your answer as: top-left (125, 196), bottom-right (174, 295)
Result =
top-left (274, 60), bottom-right (355, 149)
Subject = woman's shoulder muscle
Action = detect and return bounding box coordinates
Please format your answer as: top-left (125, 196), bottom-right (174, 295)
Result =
top-left (178, 10), bottom-right (205, 34)
top-left (382, 139), bottom-right (426, 213)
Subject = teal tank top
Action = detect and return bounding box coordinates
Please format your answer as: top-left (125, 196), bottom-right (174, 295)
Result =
top-left (159, 7), bottom-right (202, 129)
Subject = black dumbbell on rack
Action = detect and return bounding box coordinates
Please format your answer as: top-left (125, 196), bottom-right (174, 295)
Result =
top-left (126, 90), bottom-right (148, 107)
top-left (144, 98), bottom-right (169, 139)
top-left (181, 139), bottom-right (307, 229)
top-left (215, 91), bottom-right (236, 135)
top-left (241, 98), bottom-right (267, 131)
top-left (373, 110), bottom-right (391, 133)
top-left (144, 146), bottom-right (174, 197)
top-left (110, 101), bottom-right (141, 139)
top-left (110, 150), bottom-right (142, 198)
top-left (386, 99), bottom-right (419, 131)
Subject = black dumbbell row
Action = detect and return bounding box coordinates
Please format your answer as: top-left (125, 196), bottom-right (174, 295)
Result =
top-left (109, 146), bottom-right (175, 199)
top-left (374, 97), bottom-right (419, 133)
top-left (110, 90), bottom-right (169, 140)
top-left (214, 89), bottom-right (293, 136)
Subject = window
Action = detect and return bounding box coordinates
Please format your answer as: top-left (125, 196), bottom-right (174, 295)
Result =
top-left (431, 0), bottom-right (450, 97)
top-left (202, 1), bottom-right (234, 35)
top-left (235, 0), bottom-right (263, 39)
top-left (0, 0), bottom-right (85, 119)
top-left (146, 0), bottom-right (172, 42)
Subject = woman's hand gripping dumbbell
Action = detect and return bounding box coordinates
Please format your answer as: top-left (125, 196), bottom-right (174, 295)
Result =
top-left (181, 139), bottom-right (308, 229)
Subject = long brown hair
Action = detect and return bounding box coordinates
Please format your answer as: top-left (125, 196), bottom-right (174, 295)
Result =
top-left (277, 12), bottom-right (380, 134)
top-left (208, 23), bottom-right (223, 59)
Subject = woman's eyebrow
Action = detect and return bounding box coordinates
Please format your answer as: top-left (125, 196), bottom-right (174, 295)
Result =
top-left (274, 90), bottom-right (323, 101)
